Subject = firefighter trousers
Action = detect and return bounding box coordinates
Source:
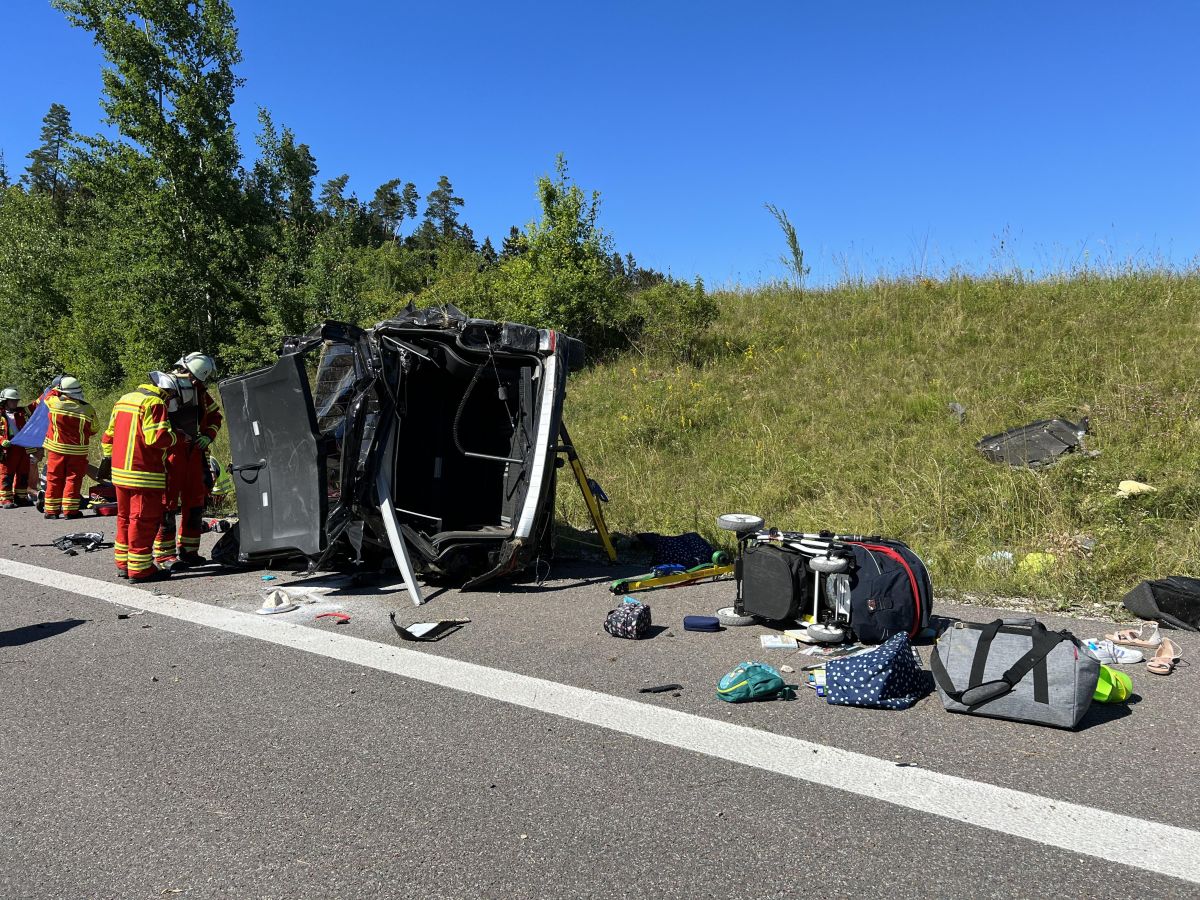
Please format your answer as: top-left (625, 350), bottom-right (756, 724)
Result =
top-left (0, 445), bottom-right (30, 505)
top-left (44, 451), bottom-right (89, 515)
top-left (115, 486), bottom-right (165, 579)
top-left (156, 443), bottom-right (208, 562)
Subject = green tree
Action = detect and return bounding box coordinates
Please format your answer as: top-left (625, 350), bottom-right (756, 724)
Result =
top-left (318, 174), bottom-right (351, 216)
top-left (480, 236), bottom-right (498, 267)
top-left (492, 155), bottom-right (626, 351)
top-left (500, 224), bottom-right (526, 259)
top-left (239, 109), bottom-right (323, 357)
top-left (0, 186), bottom-right (73, 386)
top-left (52, 0), bottom-right (254, 381)
top-left (24, 103), bottom-right (74, 208)
top-left (369, 178), bottom-right (418, 242)
top-left (422, 175), bottom-right (464, 241)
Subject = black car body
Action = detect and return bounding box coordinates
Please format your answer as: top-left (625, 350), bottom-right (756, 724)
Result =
top-left (218, 305), bottom-right (584, 603)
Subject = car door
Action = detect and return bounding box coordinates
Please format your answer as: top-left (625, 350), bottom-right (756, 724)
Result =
top-left (219, 352), bottom-right (328, 559)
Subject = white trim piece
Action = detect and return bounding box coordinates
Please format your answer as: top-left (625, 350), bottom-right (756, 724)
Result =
top-left (515, 355), bottom-right (557, 538)
top-left (2, 556), bottom-right (1200, 886)
top-left (374, 435), bottom-right (423, 606)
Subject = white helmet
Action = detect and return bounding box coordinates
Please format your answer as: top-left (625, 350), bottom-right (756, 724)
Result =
top-left (175, 352), bottom-right (217, 385)
top-left (150, 371), bottom-right (195, 407)
top-left (58, 376), bottom-right (84, 400)
top-left (1, 387), bottom-right (20, 402)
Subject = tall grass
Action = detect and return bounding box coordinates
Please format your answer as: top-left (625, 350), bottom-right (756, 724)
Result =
top-left (72, 271), bottom-right (1200, 611)
top-left (560, 271), bottom-right (1200, 610)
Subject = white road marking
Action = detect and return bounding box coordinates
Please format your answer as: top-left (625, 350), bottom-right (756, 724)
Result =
top-left (3, 556), bottom-right (1199, 884)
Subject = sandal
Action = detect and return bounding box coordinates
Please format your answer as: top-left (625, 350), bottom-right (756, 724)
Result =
top-left (1105, 621), bottom-right (1162, 649)
top-left (1147, 638), bottom-right (1182, 676)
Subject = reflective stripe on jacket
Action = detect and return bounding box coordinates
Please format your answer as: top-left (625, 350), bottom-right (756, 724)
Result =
top-left (44, 392), bottom-right (99, 456)
top-left (0, 406), bottom-right (30, 445)
top-left (101, 385), bottom-right (177, 489)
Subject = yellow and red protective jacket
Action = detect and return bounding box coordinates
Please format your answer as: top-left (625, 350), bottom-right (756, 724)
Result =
top-left (0, 405), bottom-right (33, 448)
top-left (44, 391), bottom-right (99, 456)
top-left (101, 384), bottom-right (177, 489)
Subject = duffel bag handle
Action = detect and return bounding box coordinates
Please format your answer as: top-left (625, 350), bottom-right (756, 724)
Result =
top-left (1001, 615), bottom-right (1038, 626)
top-left (932, 619), bottom-right (1069, 709)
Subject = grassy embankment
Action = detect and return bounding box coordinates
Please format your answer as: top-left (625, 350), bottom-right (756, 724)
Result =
top-left (74, 272), bottom-right (1198, 613)
top-left (560, 273), bottom-right (1200, 612)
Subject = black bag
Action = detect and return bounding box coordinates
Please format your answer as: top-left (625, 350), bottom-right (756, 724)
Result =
top-left (1122, 577), bottom-right (1200, 632)
top-left (737, 532), bottom-right (932, 642)
top-left (605, 601), bottom-right (651, 639)
top-left (739, 543), bottom-right (809, 621)
top-left (842, 539), bottom-right (933, 643)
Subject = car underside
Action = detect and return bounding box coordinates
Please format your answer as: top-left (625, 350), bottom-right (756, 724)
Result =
top-left (218, 305), bottom-right (584, 603)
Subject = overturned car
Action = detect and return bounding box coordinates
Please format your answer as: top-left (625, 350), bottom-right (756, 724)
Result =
top-left (218, 305), bottom-right (587, 603)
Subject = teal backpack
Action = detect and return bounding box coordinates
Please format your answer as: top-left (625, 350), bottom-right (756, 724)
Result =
top-left (716, 661), bottom-right (790, 703)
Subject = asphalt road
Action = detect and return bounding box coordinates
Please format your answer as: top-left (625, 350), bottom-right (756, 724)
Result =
top-left (2, 506), bottom-right (1197, 898)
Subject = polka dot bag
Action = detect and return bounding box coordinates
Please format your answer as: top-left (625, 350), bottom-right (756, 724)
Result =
top-left (824, 633), bottom-right (926, 710)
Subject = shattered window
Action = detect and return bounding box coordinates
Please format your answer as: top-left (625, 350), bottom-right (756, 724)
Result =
top-left (312, 341), bottom-right (364, 502)
top-left (313, 342), bottom-right (361, 438)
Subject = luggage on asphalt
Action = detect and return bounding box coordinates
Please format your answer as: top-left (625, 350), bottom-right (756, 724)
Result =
top-left (931, 617), bottom-right (1099, 729)
top-left (737, 529), bottom-right (932, 643)
top-left (605, 600), bottom-right (652, 639)
top-left (715, 661), bottom-right (790, 703)
top-left (824, 633), bottom-right (927, 710)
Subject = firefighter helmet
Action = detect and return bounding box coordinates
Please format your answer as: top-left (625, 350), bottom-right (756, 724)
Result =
top-left (58, 376), bottom-right (84, 400)
top-left (175, 352), bottom-right (217, 385)
top-left (1, 387), bottom-right (20, 402)
top-left (150, 371), bottom-right (195, 407)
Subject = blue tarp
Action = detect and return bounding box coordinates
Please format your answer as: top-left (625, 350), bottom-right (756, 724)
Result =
top-left (9, 390), bottom-right (52, 449)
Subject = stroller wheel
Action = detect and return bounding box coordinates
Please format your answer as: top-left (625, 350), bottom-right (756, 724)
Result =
top-left (717, 513), bottom-right (764, 534)
top-left (716, 606), bottom-right (757, 627)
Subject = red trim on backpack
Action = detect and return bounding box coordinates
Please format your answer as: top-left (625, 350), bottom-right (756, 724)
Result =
top-left (847, 542), bottom-right (922, 638)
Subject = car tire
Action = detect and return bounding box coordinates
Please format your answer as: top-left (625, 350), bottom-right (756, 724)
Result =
top-left (716, 606), bottom-right (757, 627)
top-left (717, 513), bottom-right (764, 533)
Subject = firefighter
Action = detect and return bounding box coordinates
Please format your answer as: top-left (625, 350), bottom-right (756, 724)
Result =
top-left (43, 376), bottom-right (99, 519)
top-left (102, 372), bottom-right (179, 582)
top-left (0, 387), bottom-right (33, 509)
top-left (155, 352), bottom-right (221, 568)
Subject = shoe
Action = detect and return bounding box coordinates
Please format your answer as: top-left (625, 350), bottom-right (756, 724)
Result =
top-left (116, 569), bottom-right (128, 579)
top-left (1083, 639), bottom-right (1144, 665)
top-left (44, 512), bottom-right (59, 520)
top-left (129, 567), bottom-right (172, 584)
top-left (0, 502), bottom-right (14, 510)
top-left (63, 511), bottom-right (83, 520)
top-left (174, 552), bottom-right (208, 568)
top-left (1105, 622), bottom-right (1162, 649)
top-left (1147, 638), bottom-right (1182, 676)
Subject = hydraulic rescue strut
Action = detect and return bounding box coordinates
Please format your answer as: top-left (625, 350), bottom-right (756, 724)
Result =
top-left (557, 422), bottom-right (617, 563)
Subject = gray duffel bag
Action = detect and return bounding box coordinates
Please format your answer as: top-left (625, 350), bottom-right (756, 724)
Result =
top-left (931, 617), bottom-right (1099, 729)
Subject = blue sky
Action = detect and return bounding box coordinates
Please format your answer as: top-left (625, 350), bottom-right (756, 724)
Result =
top-left (2, 1), bottom-right (1198, 286)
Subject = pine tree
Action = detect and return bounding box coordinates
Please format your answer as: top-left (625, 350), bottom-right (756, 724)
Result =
top-left (0, 151), bottom-right (9, 189)
top-left (24, 103), bottom-right (73, 204)
top-left (480, 236), bottom-right (498, 267)
top-left (500, 224), bottom-right (527, 259)
top-left (369, 178), bottom-right (418, 242)
top-left (319, 174), bottom-right (351, 216)
top-left (422, 175), bottom-right (464, 240)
